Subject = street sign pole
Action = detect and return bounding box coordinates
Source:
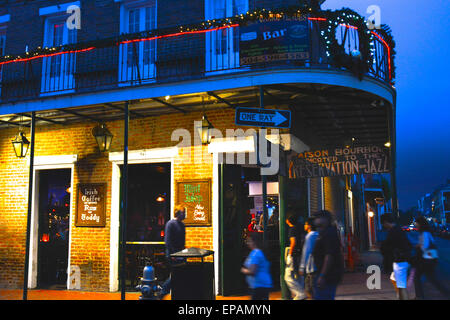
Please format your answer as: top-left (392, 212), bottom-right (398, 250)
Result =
top-left (259, 87), bottom-right (268, 246)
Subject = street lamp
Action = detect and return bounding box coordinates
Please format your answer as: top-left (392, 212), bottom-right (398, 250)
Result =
top-left (92, 123), bottom-right (113, 152)
top-left (12, 131), bottom-right (30, 158)
top-left (198, 114), bottom-right (214, 145)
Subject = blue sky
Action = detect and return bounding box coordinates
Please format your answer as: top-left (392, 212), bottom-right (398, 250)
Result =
top-left (322, 0), bottom-right (450, 210)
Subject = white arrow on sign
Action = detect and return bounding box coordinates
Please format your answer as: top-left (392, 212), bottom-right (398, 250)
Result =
top-left (239, 111), bottom-right (287, 126)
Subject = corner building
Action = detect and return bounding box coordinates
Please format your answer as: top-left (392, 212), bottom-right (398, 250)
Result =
top-left (0, 0), bottom-right (397, 297)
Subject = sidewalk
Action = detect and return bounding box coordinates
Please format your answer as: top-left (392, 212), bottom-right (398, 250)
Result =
top-left (0, 251), bottom-right (447, 300)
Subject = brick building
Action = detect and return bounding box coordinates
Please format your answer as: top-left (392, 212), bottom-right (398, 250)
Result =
top-left (0, 0), bottom-right (396, 298)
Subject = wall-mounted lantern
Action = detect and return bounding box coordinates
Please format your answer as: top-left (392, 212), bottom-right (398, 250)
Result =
top-left (92, 124), bottom-right (113, 152)
top-left (198, 115), bottom-right (214, 145)
top-left (12, 131), bottom-right (30, 158)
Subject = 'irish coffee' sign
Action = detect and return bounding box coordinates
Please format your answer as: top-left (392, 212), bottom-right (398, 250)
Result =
top-left (289, 145), bottom-right (390, 179)
top-left (76, 183), bottom-right (106, 227)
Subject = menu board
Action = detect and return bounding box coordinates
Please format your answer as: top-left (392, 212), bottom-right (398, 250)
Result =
top-left (76, 183), bottom-right (106, 227)
top-left (176, 179), bottom-right (211, 226)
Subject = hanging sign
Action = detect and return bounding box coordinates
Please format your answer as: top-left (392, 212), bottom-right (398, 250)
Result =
top-left (240, 16), bottom-right (310, 65)
top-left (76, 183), bottom-right (106, 227)
top-left (289, 145), bottom-right (391, 179)
top-left (176, 179), bottom-right (212, 226)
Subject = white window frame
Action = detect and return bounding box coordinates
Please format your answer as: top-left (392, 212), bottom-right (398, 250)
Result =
top-left (40, 3), bottom-right (79, 96)
top-left (108, 147), bottom-right (177, 292)
top-left (119, 0), bottom-right (157, 86)
top-left (27, 155), bottom-right (77, 290)
top-left (205, 0), bottom-right (248, 74)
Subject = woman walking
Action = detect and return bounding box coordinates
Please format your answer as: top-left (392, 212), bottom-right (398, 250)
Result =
top-left (413, 216), bottom-right (450, 299)
top-left (241, 233), bottom-right (273, 300)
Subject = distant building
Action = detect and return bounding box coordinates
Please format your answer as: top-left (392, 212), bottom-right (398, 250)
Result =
top-left (419, 181), bottom-right (450, 225)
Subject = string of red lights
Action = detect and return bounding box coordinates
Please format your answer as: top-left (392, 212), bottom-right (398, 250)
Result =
top-left (0, 17), bottom-right (392, 81)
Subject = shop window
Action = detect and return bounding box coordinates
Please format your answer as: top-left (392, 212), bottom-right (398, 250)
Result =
top-left (205, 0), bottom-right (248, 73)
top-left (119, 0), bottom-right (157, 85)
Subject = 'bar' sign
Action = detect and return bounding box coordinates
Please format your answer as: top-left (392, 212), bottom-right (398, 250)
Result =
top-left (235, 107), bottom-right (291, 129)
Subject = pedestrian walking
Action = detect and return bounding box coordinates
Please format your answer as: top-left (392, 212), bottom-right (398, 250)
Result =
top-left (380, 213), bottom-right (412, 300)
top-left (159, 205), bottom-right (186, 299)
top-left (241, 232), bottom-right (273, 300)
top-left (311, 210), bottom-right (344, 300)
top-left (284, 214), bottom-right (306, 300)
top-left (299, 217), bottom-right (319, 300)
top-left (413, 216), bottom-right (450, 300)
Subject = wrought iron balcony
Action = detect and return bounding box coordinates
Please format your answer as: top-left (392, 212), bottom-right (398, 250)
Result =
top-left (0, 11), bottom-right (394, 105)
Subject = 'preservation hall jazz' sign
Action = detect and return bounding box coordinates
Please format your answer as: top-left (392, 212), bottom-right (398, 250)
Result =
top-left (288, 145), bottom-right (390, 179)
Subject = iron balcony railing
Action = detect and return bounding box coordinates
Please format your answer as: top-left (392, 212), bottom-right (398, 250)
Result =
top-left (0, 18), bottom-right (393, 104)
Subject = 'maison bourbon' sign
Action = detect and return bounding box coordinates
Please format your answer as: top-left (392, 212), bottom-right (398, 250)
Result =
top-left (76, 183), bottom-right (106, 227)
top-left (176, 179), bottom-right (211, 226)
top-left (289, 145), bottom-right (391, 179)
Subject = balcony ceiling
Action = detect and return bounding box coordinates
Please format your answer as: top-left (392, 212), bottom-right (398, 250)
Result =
top-left (0, 83), bottom-right (390, 148)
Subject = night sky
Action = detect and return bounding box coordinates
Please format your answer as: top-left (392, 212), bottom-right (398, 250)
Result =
top-left (322, 0), bottom-right (450, 210)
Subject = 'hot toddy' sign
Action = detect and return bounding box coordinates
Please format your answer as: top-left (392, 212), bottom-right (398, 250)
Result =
top-left (76, 183), bottom-right (106, 227)
top-left (176, 179), bottom-right (211, 226)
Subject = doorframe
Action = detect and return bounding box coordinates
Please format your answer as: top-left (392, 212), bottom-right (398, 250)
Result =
top-left (28, 154), bottom-right (77, 289)
top-left (108, 147), bottom-right (177, 292)
top-left (208, 135), bottom-right (257, 295)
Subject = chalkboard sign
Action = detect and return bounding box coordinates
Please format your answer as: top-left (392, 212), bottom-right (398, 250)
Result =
top-left (76, 183), bottom-right (106, 227)
top-left (176, 179), bottom-right (211, 226)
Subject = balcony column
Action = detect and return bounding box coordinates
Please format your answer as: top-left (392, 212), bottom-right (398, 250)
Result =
top-left (389, 94), bottom-right (399, 218)
top-left (23, 111), bottom-right (36, 300)
top-left (120, 102), bottom-right (129, 300)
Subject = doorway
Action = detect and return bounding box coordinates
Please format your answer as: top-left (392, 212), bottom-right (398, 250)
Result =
top-left (119, 162), bottom-right (172, 290)
top-left (37, 169), bottom-right (71, 289)
top-left (219, 164), bottom-right (280, 296)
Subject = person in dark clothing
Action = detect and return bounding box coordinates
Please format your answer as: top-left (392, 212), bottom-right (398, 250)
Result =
top-left (284, 214), bottom-right (306, 300)
top-left (311, 210), bottom-right (344, 300)
top-left (159, 205), bottom-right (186, 299)
top-left (380, 213), bottom-right (412, 300)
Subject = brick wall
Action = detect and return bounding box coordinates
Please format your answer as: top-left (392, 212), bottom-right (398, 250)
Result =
top-left (0, 107), bottom-right (242, 291)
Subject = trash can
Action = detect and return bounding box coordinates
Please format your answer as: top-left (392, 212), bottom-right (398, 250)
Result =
top-left (170, 247), bottom-right (215, 300)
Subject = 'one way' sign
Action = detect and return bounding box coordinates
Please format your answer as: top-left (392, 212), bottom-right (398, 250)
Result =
top-left (235, 107), bottom-right (291, 129)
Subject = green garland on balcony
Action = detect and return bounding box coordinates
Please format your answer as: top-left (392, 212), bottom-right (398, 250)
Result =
top-left (0, 5), bottom-right (395, 82)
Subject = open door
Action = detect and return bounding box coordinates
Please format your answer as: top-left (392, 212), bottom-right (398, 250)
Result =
top-left (219, 164), bottom-right (250, 296)
top-left (37, 169), bottom-right (71, 289)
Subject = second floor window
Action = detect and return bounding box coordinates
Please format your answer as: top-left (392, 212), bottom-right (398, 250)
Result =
top-left (205, 0), bottom-right (248, 72)
top-left (120, 1), bottom-right (157, 83)
top-left (42, 18), bottom-right (77, 94)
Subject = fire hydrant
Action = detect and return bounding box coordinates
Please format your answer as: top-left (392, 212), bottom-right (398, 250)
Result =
top-left (135, 265), bottom-right (161, 300)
